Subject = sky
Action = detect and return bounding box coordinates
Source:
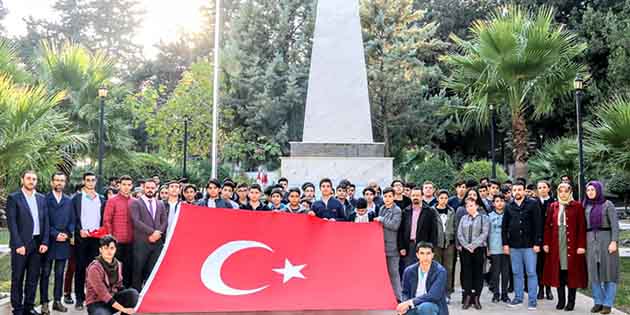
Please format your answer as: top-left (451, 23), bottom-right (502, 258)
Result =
top-left (2, 0), bottom-right (208, 58)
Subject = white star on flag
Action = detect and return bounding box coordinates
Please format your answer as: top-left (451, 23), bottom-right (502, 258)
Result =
top-left (272, 259), bottom-right (307, 284)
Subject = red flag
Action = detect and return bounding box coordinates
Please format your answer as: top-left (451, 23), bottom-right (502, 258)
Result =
top-left (136, 204), bottom-right (397, 313)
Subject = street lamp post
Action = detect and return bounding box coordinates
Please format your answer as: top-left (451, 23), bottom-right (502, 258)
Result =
top-left (490, 104), bottom-right (497, 179)
top-left (183, 117), bottom-right (189, 179)
top-left (97, 86), bottom-right (108, 194)
top-left (574, 76), bottom-right (585, 200)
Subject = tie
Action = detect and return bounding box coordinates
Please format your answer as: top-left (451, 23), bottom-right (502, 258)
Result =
top-left (148, 199), bottom-right (155, 219)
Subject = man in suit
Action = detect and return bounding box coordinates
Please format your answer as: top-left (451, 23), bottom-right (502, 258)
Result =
top-left (39, 172), bottom-right (74, 314)
top-left (72, 172), bottom-right (106, 311)
top-left (399, 187), bottom-right (438, 270)
top-left (7, 170), bottom-right (50, 315)
top-left (130, 178), bottom-right (167, 291)
top-left (397, 242), bottom-right (449, 315)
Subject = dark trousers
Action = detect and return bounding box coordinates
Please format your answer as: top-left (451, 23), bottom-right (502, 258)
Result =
top-left (87, 288), bottom-right (139, 315)
top-left (460, 247), bottom-right (486, 296)
top-left (537, 251), bottom-right (549, 291)
top-left (132, 240), bottom-right (163, 291)
top-left (434, 244), bottom-right (455, 294)
top-left (400, 240), bottom-right (417, 275)
top-left (557, 269), bottom-right (576, 305)
top-left (11, 236), bottom-right (42, 315)
top-left (40, 258), bottom-right (67, 303)
top-left (64, 246), bottom-right (75, 296)
top-left (490, 254), bottom-right (510, 297)
top-left (115, 243), bottom-right (133, 288)
top-left (75, 237), bottom-right (100, 303)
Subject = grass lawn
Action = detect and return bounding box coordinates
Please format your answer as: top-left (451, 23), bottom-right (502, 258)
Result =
top-left (620, 229), bottom-right (630, 242)
top-left (0, 228), bottom-right (9, 245)
top-left (580, 257), bottom-right (630, 314)
top-left (0, 253), bottom-right (10, 293)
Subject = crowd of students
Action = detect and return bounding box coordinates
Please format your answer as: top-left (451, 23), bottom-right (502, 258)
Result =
top-left (6, 170), bottom-right (621, 315)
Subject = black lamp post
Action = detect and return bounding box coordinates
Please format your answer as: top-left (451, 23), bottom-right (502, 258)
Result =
top-left (574, 76), bottom-right (585, 200)
top-left (183, 117), bottom-right (190, 179)
top-left (97, 86), bottom-right (108, 194)
top-left (490, 104), bottom-right (497, 179)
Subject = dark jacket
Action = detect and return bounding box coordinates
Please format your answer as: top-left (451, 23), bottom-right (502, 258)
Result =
top-left (46, 192), bottom-right (75, 260)
top-left (402, 261), bottom-right (449, 315)
top-left (346, 211), bottom-right (376, 222)
top-left (196, 197), bottom-right (233, 209)
top-left (312, 197), bottom-right (346, 221)
top-left (398, 205), bottom-right (438, 250)
top-left (129, 198), bottom-right (168, 243)
top-left (72, 192), bottom-right (106, 236)
top-left (241, 202), bottom-right (268, 211)
top-left (7, 190), bottom-right (50, 249)
top-left (502, 197), bottom-right (543, 248)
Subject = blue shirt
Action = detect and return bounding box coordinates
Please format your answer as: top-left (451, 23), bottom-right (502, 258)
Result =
top-left (488, 210), bottom-right (505, 254)
top-left (22, 189), bottom-right (40, 236)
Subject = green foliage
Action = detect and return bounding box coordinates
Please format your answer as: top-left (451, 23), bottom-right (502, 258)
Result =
top-left (442, 5), bottom-right (586, 177)
top-left (0, 40), bottom-right (30, 83)
top-left (397, 147), bottom-right (457, 191)
top-left (529, 137), bottom-right (581, 183)
top-left (0, 75), bottom-right (87, 191)
top-left (586, 94), bottom-right (630, 172)
top-left (458, 160), bottom-right (509, 183)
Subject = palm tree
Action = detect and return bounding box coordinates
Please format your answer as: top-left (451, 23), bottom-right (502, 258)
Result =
top-left (33, 41), bottom-right (135, 160)
top-left (0, 75), bottom-right (87, 190)
top-left (442, 5), bottom-right (586, 178)
top-left (529, 137), bottom-right (580, 182)
top-left (586, 94), bottom-right (630, 172)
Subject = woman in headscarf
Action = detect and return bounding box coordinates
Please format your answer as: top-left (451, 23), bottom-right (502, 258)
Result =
top-left (584, 181), bottom-right (620, 314)
top-left (542, 183), bottom-right (587, 311)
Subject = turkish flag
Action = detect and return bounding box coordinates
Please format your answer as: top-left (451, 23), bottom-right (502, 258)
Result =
top-left (136, 204), bottom-right (397, 313)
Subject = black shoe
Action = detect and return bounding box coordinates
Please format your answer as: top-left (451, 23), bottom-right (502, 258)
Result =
top-left (557, 301), bottom-right (566, 310)
top-left (564, 302), bottom-right (575, 311)
top-left (474, 295), bottom-right (482, 310)
top-left (63, 295), bottom-right (74, 305)
top-left (462, 295), bottom-right (472, 310)
top-left (53, 301), bottom-right (68, 313)
top-left (27, 309), bottom-right (41, 315)
top-left (591, 305), bottom-right (603, 313)
top-left (601, 306), bottom-right (612, 314)
top-left (537, 290), bottom-right (545, 300)
top-left (546, 286), bottom-right (554, 300)
top-left (557, 286), bottom-right (566, 310)
top-left (492, 294), bottom-right (500, 303)
top-left (75, 302), bottom-right (84, 311)
top-left (501, 295), bottom-right (511, 303)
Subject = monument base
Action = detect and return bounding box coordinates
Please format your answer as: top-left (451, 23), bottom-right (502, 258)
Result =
top-left (280, 156), bottom-right (393, 188)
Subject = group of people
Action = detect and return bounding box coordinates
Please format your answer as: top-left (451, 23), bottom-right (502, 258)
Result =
top-left (6, 170), bottom-right (621, 315)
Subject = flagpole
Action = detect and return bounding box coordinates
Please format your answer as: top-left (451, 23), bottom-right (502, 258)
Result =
top-left (211, 0), bottom-right (221, 179)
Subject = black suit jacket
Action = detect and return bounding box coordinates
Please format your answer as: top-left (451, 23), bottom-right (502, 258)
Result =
top-left (72, 192), bottom-right (106, 236)
top-left (6, 190), bottom-right (50, 249)
top-left (398, 204), bottom-right (438, 250)
top-left (46, 192), bottom-right (75, 259)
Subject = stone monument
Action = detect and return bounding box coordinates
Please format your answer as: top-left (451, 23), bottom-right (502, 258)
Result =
top-left (280, 0), bottom-right (393, 188)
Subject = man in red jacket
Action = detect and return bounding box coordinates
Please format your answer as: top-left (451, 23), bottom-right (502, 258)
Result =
top-left (86, 235), bottom-right (138, 315)
top-left (102, 175), bottom-right (135, 288)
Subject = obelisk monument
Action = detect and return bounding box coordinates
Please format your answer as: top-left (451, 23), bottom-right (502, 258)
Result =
top-left (280, 0), bottom-right (393, 188)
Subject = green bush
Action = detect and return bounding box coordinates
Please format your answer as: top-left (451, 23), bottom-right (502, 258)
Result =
top-left (406, 157), bottom-right (457, 191)
top-left (458, 160), bottom-right (509, 183)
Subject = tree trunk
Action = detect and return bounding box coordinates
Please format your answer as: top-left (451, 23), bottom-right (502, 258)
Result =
top-left (512, 110), bottom-right (529, 179)
top-left (381, 94), bottom-right (389, 157)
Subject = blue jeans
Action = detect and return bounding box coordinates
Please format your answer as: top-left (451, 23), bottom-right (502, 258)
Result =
top-left (406, 302), bottom-right (439, 315)
top-left (592, 281), bottom-right (617, 307)
top-left (510, 248), bottom-right (538, 306)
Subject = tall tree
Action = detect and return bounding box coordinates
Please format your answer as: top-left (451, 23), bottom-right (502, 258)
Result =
top-left (443, 5), bottom-right (586, 178)
top-left (361, 0), bottom-right (449, 157)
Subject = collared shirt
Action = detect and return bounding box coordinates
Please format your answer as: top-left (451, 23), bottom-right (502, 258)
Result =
top-left (415, 269), bottom-right (427, 297)
top-left (166, 199), bottom-right (180, 235)
top-left (141, 195), bottom-right (157, 220)
top-left (22, 189), bottom-right (40, 236)
top-left (367, 202), bottom-right (376, 214)
top-left (410, 205), bottom-right (422, 241)
top-left (103, 193), bottom-right (133, 243)
top-left (53, 191), bottom-right (63, 204)
top-left (81, 192), bottom-right (102, 231)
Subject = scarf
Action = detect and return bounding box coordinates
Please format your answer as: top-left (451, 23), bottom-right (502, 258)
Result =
top-left (97, 256), bottom-right (120, 288)
top-left (583, 181), bottom-right (606, 231)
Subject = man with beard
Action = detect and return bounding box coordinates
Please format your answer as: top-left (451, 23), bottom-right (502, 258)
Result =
top-left (129, 179), bottom-right (167, 291)
top-left (40, 172), bottom-right (74, 314)
top-left (399, 187), bottom-right (438, 270)
top-left (503, 181), bottom-right (543, 310)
